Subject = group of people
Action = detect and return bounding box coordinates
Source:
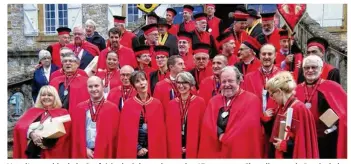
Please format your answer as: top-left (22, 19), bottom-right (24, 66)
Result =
top-left (13, 4), bottom-right (346, 159)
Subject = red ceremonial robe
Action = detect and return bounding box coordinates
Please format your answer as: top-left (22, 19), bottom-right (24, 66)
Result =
top-left (179, 21), bottom-right (196, 33)
top-left (166, 95), bottom-right (206, 158)
top-left (295, 80), bottom-right (347, 158)
top-left (224, 29), bottom-right (249, 57)
top-left (270, 100), bottom-right (319, 158)
top-left (96, 69), bottom-right (121, 90)
top-left (234, 57), bottom-right (262, 76)
top-left (198, 76), bottom-right (220, 105)
top-left (117, 96), bottom-right (167, 158)
top-left (70, 100), bottom-right (120, 158)
top-left (49, 42), bottom-right (65, 67)
top-left (97, 46), bottom-right (137, 70)
top-left (198, 91), bottom-right (263, 158)
top-left (67, 41), bottom-right (100, 57)
top-left (190, 66), bottom-right (214, 90)
top-left (263, 28), bottom-right (281, 51)
top-left (321, 62), bottom-right (335, 80)
top-left (277, 53), bottom-right (303, 81)
top-left (107, 85), bottom-right (137, 111)
top-left (182, 52), bottom-right (195, 71)
top-left (49, 74), bottom-right (90, 114)
top-left (50, 68), bottom-right (88, 82)
top-left (120, 30), bottom-right (137, 49)
top-left (13, 107), bottom-right (71, 158)
top-left (168, 24), bottom-right (179, 36)
top-left (207, 16), bottom-right (222, 39)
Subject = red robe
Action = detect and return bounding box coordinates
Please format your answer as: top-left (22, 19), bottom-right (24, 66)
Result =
top-left (13, 108), bottom-right (71, 158)
top-left (198, 76), bottom-right (219, 105)
top-left (166, 95), bottom-right (206, 158)
top-left (50, 68), bottom-right (88, 82)
top-left (168, 24), bottom-right (179, 36)
top-left (270, 100), bottom-right (319, 158)
top-left (295, 80), bottom-right (347, 158)
top-left (235, 57), bottom-right (262, 76)
top-left (153, 78), bottom-right (180, 113)
top-left (194, 30), bottom-right (212, 45)
top-left (264, 28), bottom-right (281, 51)
top-left (277, 52), bottom-right (303, 81)
top-left (180, 21), bottom-right (196, 33)
top-left (117, 96), bottom-right (167, 158)
top-left (70, 100), bottom-right (120, 158)
top-left (137, 65), bottom-right (156, 79)
top-left (190, 66), bottom-right (213, 90)
top-left (198, 91), bottom-right (263, 158)
top-left (182, 53), bottom-right (195, 71)
top-left (49, 74), bottom-right (90, 114)
top-left (96, 69), bottom-right (121, 90)
top-left (107, 85), bottom-right (137, 111)
top-left (49, 42), bottom-right (65, 67)
top-left (120, 30), bottom-right (137, 49)
top-left (67, 41), bottom-right (100, 57)
top-left (224, 29), bottom-right (249, 57)
top-left (321, 62), bottom-right (335, 80)
top-left (207, 16), bottom-right (221, 39)
top-left (97, 45), bottom-right (137, 70)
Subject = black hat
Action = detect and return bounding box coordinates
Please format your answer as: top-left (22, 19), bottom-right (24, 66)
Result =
top-left (193, 43), bottom-right (211, 54)
top-left (234, 5), bottom-right (247, 13)
top-left (307, 37), bottom-right (329, 52)
top-left (154, 45), bottom-right (170, 57)
top-left (183, 5), bottom-right (194, 12)
top-left (261, 12), bottom-right (276, 21)
top-left (177, 31), bottom-right (193, 42)
top-left (193, 13), bottom-right (208, 21)
top-left (134, 45), bottom-right (151, 57)
top-left (247, 9), bottom-right (260, 19)
top-left (56, 27), bottom-right (71, 35)
top-left (141, 23), bottom-right (158, 35)
top-left (113, 15), bottom-right (126, 23)
top-left (242, 36), bottom-right (262, 54)
top-left (144, 11), bottom-right (160, 21)
top-left (216, 32), bottom-right (234, 44)
top-left (157, 18), bottom-right (171, 29)
top-left (166, 8), bottom-right (177, 16)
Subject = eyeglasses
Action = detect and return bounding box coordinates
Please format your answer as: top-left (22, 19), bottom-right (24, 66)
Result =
top-left (176, 81), bottom-right (189, 85)
top-left (303, 66), bottom-right (318, 70)
top-left (140, 55), bottom-right (151, 59)
top-left (195, 57), bottom-right (208, 61)
top-left (62, 59), bottom-right (76, 63)
top-left (156, 56), bottom-right (167, 60)
top-left (120, 73), bottom-right (131, 77)
top-left (239, 47), bottom-right (250, 51)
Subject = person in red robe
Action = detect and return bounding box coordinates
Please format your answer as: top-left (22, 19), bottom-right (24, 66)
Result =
top-left (134, 45), bottom-right (156, 77)
top-left (198, 66), bottom-right (263, 158)
top-left (166, 8), bottom-right (179, 36)
top-left (47, 27), bottom-right (71, 68)
top-left (242, 44), bottom-right (282, 157)
top-left (107, 65), bottom-right (137, 111)
top-left (13, 86), bottom-right (71, 158)
top-left (96, 51), bottom-right (121, 98)
top-left (177, 31), bottom-right (195, 71)
top-left (117, 71), bottom-right (167, 158)
top-left (216, 32), bottom-right (239, 65)
top-left (256, 12), bottom-right (281, 51)
top-left (206, 4), bottom-right (224, 40)
top-left (189, 43), bottom-right (213, 90)
top-left (49, 52), bottom-right (90, 114)
top-left (295, 55), bottom-right (346, 158)
top-left (266, 71), bottom-right (319, 158)
top-left (178, 5), bottom-right (196, 33)
top-left (297, 37), bottom-right (340, 84)
top-left (97, 27), bottom-right (137, 70)
top-left (234, 36), bottom-right (262, 76)
top-left (225, 13), bottom-right (249, 58)
top-left (149, 46), bottom-right (170, 95)
top-left (140, 24), bottom-right (160, 69)
top-left (70, 76), bottom-right (120, 158)
top-left (113, 15), bottom-right (138, 49)
top-left (166, 72), bottom-right (206, 158)
top-left (198, 55), bottom-right (228, 105)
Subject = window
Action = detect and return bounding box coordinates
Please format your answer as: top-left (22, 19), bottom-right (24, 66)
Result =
top-left (126, 4), bottom-right (143, 25)
top-left (44, 4), bottom-right (68, 34)
top-left (307, 4), bottom-right (343, 27)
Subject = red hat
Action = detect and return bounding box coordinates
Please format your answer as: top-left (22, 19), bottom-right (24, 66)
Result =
top-left (216, 32), bottom-right (235, 47)
top-left (56, 27), bottom-right (71, 35)
top-left (193, 43), bottom-right (211, 54)
top-left (113, 15), bottom-right (126, 23)
top-left (206, 4), bottom-right (215, 8)
top-left (154, 46), bottom-right (170, 57)
top-left (177, 31), bottom-right (192, 43)
top-left (243, 36), bottom-right (262, 54)
top-left (261, 12), bottom-right (276, 21)
top-left (233, 13), bottom-right (249, 21)
top-left (134, 45), bottom-right (151, 57)
top-left (141, 24), bottom-right (158, 35)
top-left (279, 30), bottom-right (293, 40)
top-left (193, 13), bottom-right (207, 21)
top-left (183, 5), bottom-right (194, 13)
top-left (307, 37), bottom-right (329, 53)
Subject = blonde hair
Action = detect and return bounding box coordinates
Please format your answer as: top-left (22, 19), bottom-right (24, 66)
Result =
top-left (34, 85), bottom-right (62, 109)
top-left (266, 71), bottom-right (296, 94)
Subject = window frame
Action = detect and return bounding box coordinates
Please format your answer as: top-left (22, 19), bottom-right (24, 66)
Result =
top-left (125, 4), bottom-right (143, 26)
top-left (43, 4), bottom-right (68, 35)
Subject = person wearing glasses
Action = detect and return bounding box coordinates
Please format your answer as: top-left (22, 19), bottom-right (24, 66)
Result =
top-left (137, 24), bottom-right (160, 69)
top-left (189, 43), bottom-right (213, 90)
top-left (134, 45), bottom-right (156, 78)
top-left (149, 46), bottom-right (170, 95)
top-left (177, 31), bottom-right (195, 71)
top-left (165, 72), bottom-right (206, 158)
top-left (295, 55), bottom-right (346, 158)
top-left (117, 71), bottom-right (167, 158)
top-left (234, 36), bottom-right (261, 76)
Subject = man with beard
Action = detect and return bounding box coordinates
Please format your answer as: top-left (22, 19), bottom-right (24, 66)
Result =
top-left (67, 25), bottom-right (100, 70)
top-left (49, 52), bottom-right (90, 113)
top-left (166, 8), bottom-right (178, 35)
top-left (177, 31), bottom-right (195, 71)
top-left (225, 13), bottom-right (249, 57)
top-left (157, 18), bottom-right (178, 56)
top-left (216, 32), bottom-right (239, 65)
top-left (71, 76), bottom-right (120, 158)
top-left (246, 9), bottom-right (262, 38)
top-left (206, 4), bottom-right (224, 39)
top-left (189, 43), bottom-right (213, 90)
top-left (85, 19), bottom-right (106, 51)
top-left (47, 27), bottom-right (71, 67)
top-left (191, 13), bottom-right (218, 59)
top-left (256, 12), bottom-right (281, 51)
top-left (136, 12), bottom-right (160, 38)
top-left (198, 66), bottom-right (262, 158)
top-left (234, 36), bottom-right (262, 76)
top-left (138, 24), bottom-right (159, 69)
top-left (178, 5), bottom-right (196, 33)
top-left (297, 37), bottom-right (340, 84)
top-left (149, 46), bottom-right (170, 95)
top-left (113, 16), bottom-right (139, 50)
top-left (97, 27), bottom-right (137, 70)
top-left (198, 55), bottom-right (228, 105)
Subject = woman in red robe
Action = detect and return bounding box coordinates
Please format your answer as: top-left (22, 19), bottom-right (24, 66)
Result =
top-left (266, 71), bottom-right (319, 158)
top-left (13, 85), bottom-right (71, 158)
top-left (117, 71), bottom-right (167, 158)
top-left (166, 72), bottom-right (206, 158)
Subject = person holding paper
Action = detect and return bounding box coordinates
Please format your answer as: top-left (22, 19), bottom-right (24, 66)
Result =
top-left (198, 66), bottom-right (262, 158)
top-left (13, 85), bottom-right (71, 158)
top-left (70, 76), bottom-right (120, 158)
top-left (166, 72), bottom-right (206, 158)
top-left (266, 71), bottom-right (319, 158)
top-left (117, 71), bottom-right (167, 158)
top-left (295, 55), bottom-right (347, 158)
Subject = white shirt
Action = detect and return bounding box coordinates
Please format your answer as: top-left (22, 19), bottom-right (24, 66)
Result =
top-left (86, 109), bottom-right (97, 149)
top-left (43, 65), bottom-right (51, 82)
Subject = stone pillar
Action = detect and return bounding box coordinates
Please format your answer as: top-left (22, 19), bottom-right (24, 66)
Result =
top-left (82, 4), bottom-right (109, 39)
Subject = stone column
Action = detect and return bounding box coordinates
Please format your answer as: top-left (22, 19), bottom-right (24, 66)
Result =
top-left (82, 4), bottom-right (109, 39)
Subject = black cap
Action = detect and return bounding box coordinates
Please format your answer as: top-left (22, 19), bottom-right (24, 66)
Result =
top-left (154, 45), bottom-right (170, 56)
top-left (134, 45), bottom-right (151, 57)
top-left (192, 43), bottom-right (211, 54)
top-left (141, 23), bottom-right (158, 35)
top-left (183, 5), bottom-right (194, 12)
top-left (144, 11), bottom-right (160, 21)
top-left (242, 36), bottom-right (262, 54)
top-left (216, 32), bottom-right (233, 42)
top-left (157, 18), bottom-right (171, 29)
top-left (177, 31), bottom-right (193, 41)
top-left (307, 37), bottom-right (329, 50)
top-left (113, 15), bottom-right (126, 22)
top-left (56, 27), bottom-right (71, 35)
top-left (261, 12), bottom-right (276, 21)
top-left (166, 8), bottom-right (177, 16)
top-left (234, 5), bottom-right (247, 13)
top-left (193, 13), bottom-right (208, 20)
top-left (247, 9), bottom-right (260, 19)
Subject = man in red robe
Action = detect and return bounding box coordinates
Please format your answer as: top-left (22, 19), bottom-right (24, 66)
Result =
top-left (178, 5), bottom-right (196, 33)
top-left (149, 46), bottom-right (170, 95)
top-left (198, 66), bottom-right (263, 158)
top-left (177, 31), bottom-right (194, 71)
top-left (49, 52), bottom-right (90, 114)
top-left (206, 4), bottom-right (224, 40)
top-left (139, 24), bottom-right (159, 69)
top-left (97, 27), bottom-right (137, 70)
top-left (295, 55), bottom-right (346, 158)
top-left (47, 27), bottom-right (71, 67)
top-left (256, 12), bottom-right (281, 51)
top-left (234, 36), bottom-right (262, 76)
top-left (225, 13), bottom-right (249, 58)
top-left (134, 45), bottom-right (156, 77)
top-left (297, 37), bottom-right (340, 84)
top-left (107, 65), bottom-right (137, 111)
top-left (113, 15), bottom-right (139, 49)
top-left (189, 43), bottom-right (213, 90)
top-left (166, 8), bottom-right (178, 35)
top-left (71, 76), bottom-right (120, 158)
top-left (216, 32), bottom-right (239, 65)
top-left (198, 55), bottom-right (228, 105)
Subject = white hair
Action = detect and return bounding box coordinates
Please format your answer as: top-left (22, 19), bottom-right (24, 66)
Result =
top-left (73, 25), bottom-right (86, 34)
top-left (85, 19), bottom-right (97, 29)
top-left (303, 55), bottom-right (324, 71)
top-left (38, 49), bottom-right (51, 61)
top-left (220, 66), bottom-right (243, 84)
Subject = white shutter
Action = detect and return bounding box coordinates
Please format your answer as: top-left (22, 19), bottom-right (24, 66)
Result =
top-left (154, 4), bottom-right (169, 18)
top-left (108, 4), bottom-right (123, 30)
top-left (67, 4), bottom-right (82, 29)
top-left (23, 4), bottom-right (38, 36)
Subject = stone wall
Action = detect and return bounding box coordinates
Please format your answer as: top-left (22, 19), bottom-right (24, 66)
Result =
top-left (82, 4), bottom-right (109, 39)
